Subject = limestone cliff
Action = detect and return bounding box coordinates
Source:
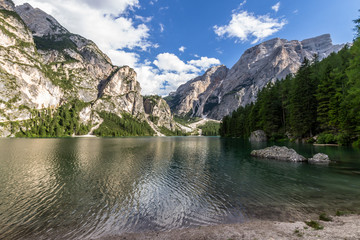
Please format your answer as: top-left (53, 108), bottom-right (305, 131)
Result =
top-left (0, 3), bottom-right (63, 136)
top-left (165, 65), bottom-right (228, 117)
top-left (144, 96), bottom-right (177, 132)
top-left (0, 1), bottom-right (175, 136)
top-left (167, 34), bottom-right (346, 120)
top-left (15, 3), bottom-right (113, 102)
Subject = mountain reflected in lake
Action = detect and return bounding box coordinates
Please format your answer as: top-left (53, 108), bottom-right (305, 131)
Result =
top-left (0, 137), bottom-right (360, 239)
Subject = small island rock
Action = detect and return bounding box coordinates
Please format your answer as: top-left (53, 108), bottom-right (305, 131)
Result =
top-left (308, 153), bottom-right (330, 164)
top-left (249, 130), bottom-right (267, 142)
top-left (251, 146), bottom-right (307, 162)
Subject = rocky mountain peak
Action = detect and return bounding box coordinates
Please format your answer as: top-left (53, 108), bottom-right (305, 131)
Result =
top-left (0, 0), bottom-right (15, 11)
top-left (0, 2), bottom-right (178, 137)
top-left (167, 34), bottom-right (346, 120)
top-left (15, 3), bottom-right (69, 37)
top-left (301, 34), bottom-right (337, 59)
top-left (165, 64), bottom-right (228, 117)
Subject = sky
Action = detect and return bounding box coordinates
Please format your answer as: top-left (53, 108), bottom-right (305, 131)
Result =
top-left (13, 0), bottom-right (360, 96)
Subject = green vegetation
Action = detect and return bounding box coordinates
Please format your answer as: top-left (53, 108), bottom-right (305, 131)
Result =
top-left (219, 15), bottom-right (360, 146)
top-left (336, 210), bottom-right (350, 216)
top-left (174, 115), bottom-right (201, 127)
top-left (0, 9), bottom-right (26, 25)
top-left (305, 220), bottom-right (324, 230)
top-left (93, 111), bottom-right (154, 137)
top-left (159, 126), bottom-right (188, 136)
top-left (33, 35), bottom-right (77, 52)
top-left (148, 115), bottom-right (159, 125)
top-left (163, 94), bottom-right (181, 111)
top-left (143, 95), bottom-right (161, 103)
top-left (15, 100), bottom-right (91, 137)
top-left (294, 228), bottom-right (303, 237)
top-left (198, 121), bottom-right (220, 136)
top-left (42, 64), bottom-right (74, 90)
top-left (319, 213), bottom-right (332, 222)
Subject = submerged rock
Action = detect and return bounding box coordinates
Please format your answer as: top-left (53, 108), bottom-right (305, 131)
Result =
top-left (308, 153), bottom-right (330, 164)
top-left (251, 146), bottom-right (307, 162)
top-left (249, 130), bottom-right (267, 142)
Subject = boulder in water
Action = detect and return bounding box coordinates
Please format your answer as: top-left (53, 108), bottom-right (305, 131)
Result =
top-left (308, 153), bottom-right (330, 164)
top-left (251, 146), bottom-right (307, 162)
top-left (249, 130), bottom-right (267, 142)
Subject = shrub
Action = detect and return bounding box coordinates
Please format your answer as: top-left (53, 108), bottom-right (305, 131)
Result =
top-left (307, 137), bottom-right (316, 144)
top-left (352, 139), bottom-right (360, 148)
top-left (317, 133), bottom-right (336, 144)
top-left (319, 213), bottom-right (332, 222)
top-left (335, 132), bottom-right (351, 145)
top-left (305, 220), bottom-right (324, 230)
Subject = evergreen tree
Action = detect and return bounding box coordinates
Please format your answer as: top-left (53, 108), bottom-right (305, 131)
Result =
top-left (289, 58), bottom-right (318, 137)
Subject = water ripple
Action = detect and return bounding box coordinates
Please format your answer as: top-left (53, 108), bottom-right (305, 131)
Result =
top-left (0, 138), bottom-right (360, 239)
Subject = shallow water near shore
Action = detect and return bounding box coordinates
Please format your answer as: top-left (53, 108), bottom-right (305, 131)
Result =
top-left (0, 137), bottom-right (359, 239)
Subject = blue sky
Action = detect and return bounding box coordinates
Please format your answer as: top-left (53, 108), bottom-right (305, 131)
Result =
top-left (13, 0), bottom-right (360, 95)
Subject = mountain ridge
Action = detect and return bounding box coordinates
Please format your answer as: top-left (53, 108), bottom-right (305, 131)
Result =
top-left (0, 0), bottom-right (177, 137)
top-left (166, 34), bottom-right (346, 120)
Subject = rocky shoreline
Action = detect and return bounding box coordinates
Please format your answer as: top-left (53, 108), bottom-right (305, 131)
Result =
top-left (100, 215), bottom-right (360, 240)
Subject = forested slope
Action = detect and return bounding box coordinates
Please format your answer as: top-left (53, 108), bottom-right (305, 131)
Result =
top-left (220, 17), bottom-right (360, 147)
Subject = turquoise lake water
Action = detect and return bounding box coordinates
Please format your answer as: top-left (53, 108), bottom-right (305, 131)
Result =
top-left (0, 137), bottom-right (359, 239)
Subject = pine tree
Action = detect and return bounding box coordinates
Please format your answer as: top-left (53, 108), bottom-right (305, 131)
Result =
top-left (289, 58), bottom-right (318, 137)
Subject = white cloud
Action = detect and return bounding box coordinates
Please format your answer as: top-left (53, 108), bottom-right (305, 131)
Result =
top-left (13, 0), bottom-right (151, 65)
top-left (159, 23), bottom-right (165, 33)
top-left (135, 15), bottom-right (153, 23)
top-left (272, 2), bottom-right (280, 13)
top-left (214, 11), bottom-right (287, 44)
top-left (136, 53), bottom-right (220, 95)
top-left (232, 0), bottom-right (247, 13)
top-left (15, 0), bottom-right (139, 16)
top-left (107, 50), bottom-right (139, 67)
top-left (153, 53), bottom-right (198, 73)
top-left (136, 65), bottom-right (198, 96)
top-left (149, 0), bottom-right (158, 5)
top-left (12, 0), bottom-right (220, 96)
top-left (188, 57), bottom-right (221, 71)
top-left (179, 46), bottom-right (186, 52)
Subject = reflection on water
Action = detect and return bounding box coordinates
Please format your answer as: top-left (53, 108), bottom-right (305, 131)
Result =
top-left (0, 137), bottom-right (360, 239)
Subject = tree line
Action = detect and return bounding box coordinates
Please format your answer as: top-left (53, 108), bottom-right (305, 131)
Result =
top-left (220, 16), bottom-right (360, 147)
top-left (93, 111), bottom-right (155, 137)
top-left (15, 100), bottom-right (91, 137)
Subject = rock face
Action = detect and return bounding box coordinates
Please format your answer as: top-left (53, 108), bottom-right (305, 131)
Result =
top-left (168, 34), bottom-right (345, 120)
top-left (251, 146), bottom-right (307, 162)
top-left (143, 96), bottom-right (177, 131)
top-left (165, 65), bottom-right (228, 117)
top-left (15, 3), bottom-right (113, 102)
top-left (249, 130), bottom-right (267, 142)
top-left (0, 1), bottom-right (175, 136)
top-left (15, 3), bottom-right (68, 37)
top-left (0, 0), bottom-right (15, 11)
top-left (308, 153), bottom-right (330, 164)
top-left (0, 1), bottom-right (63, 126)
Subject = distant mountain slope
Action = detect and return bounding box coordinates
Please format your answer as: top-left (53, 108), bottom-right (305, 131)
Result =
top-left (166, 34), bottom-right (346, 120)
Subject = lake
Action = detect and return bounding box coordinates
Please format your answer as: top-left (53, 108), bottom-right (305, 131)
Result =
top-left (0, 137), bottom-right (359, 239)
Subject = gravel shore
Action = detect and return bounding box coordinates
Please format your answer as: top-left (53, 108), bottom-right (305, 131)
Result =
top-left (100, 215), bottom-right (360, 240)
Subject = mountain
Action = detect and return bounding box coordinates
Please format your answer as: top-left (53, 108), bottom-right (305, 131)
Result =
top-left (165, 65), bottom-right (228, 117)
top-left (166, 34), bottom-right (346, 120)
top-left (0, 0), bottom-right (176, 137)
